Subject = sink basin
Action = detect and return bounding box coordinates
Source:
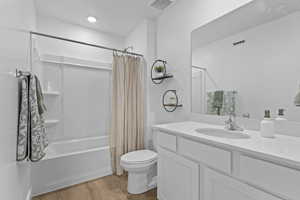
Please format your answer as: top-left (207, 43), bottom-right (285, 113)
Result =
top-left (195, 128), bottom-right (250, 139)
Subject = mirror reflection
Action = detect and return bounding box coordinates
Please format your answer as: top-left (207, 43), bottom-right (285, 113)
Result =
top-left (191, 0), bottom-right (300, 121)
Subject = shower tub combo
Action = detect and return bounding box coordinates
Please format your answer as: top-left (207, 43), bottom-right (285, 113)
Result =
top-left (31, 136), bottom-right (112, 196)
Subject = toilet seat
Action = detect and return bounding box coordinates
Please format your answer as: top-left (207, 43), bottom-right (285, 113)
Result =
top-left (121, 150), bottom-right (157, 165)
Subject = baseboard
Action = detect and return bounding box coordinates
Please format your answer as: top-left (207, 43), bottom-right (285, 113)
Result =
top-left (32, 167), bottom-right (112, 196)
top-left (26, 188), bottom-right (32, 200)
top-left (157, 190), bottom-right (168, 200)
top-left (157, 193), bottom-right (166, 200)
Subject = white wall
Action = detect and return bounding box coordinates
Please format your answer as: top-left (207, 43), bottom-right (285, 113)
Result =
top-left (125, 20), bottom-right (148, 57)
top-left (154, 0), bottom-right (253, 124)
top-left (0, 0), bottom-right (36, 199)
top-left (36, 16), bottom-right (125, 63)
top-left (154, 0), bottom-right (300, 137)
top-left (192, 68), bottom-right (205, 113)
top-left (125, 19), bottom-right (157, 148)
top-left (192, 11), bottom-right (300, 121)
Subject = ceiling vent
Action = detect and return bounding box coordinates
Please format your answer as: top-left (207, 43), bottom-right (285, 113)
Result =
top-left (149, 0), bottom-right (175, 10)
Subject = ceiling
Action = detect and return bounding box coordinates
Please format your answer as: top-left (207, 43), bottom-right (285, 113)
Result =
top-left (35, 0), bottom-right (162, 37)
top-left (192, 0), bottom-right (300, 49)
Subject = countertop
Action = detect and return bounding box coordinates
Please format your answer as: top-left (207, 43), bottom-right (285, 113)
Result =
top-left (153, 121), bottom-right (300, 168)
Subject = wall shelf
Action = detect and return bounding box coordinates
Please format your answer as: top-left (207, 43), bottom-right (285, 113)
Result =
top-left (40, 54), bottom-right (112, 71)
top-left (163, 104), bottom-right (183, 107)
top-left (162, 90), bottom-right (183, 112)
top-left (152, 74), bottom-right (174, 81)
top-left (151, 59), bottom-right (173, 84)
top-left (45, 119), bottom-right (60, 126)
top-left (43, 91), bottom-right (60, 96)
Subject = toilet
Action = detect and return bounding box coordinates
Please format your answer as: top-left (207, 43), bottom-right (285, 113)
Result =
top-left (120, 132), bottom-right (158, 194)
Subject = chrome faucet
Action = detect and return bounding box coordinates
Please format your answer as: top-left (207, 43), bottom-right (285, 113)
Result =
top-left (225, 113), bottom-right (244, 131)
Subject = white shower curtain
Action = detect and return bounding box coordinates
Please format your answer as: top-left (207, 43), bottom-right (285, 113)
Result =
top-left (110, 54), bottom-right (145, 175)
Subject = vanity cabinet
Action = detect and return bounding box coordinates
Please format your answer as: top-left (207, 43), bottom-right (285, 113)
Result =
top-left (155, 130), bottom-right (293, 200)
top-left (239, 155), bottom-right (300, 200)
top-left (204, 168), bottom-right (281, 200)
top-left (158, 147), bottom-right (199, 200)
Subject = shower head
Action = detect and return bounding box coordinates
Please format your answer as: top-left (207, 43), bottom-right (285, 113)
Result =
top-left (149, 0), bottom-right (175, 10)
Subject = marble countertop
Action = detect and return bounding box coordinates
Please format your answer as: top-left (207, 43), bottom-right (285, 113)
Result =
top-left (153, 121), bottom-right (300, 168)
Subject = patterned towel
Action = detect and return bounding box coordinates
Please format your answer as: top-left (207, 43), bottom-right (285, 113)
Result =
top-left (17, 77), bottom-right (29, 161)
top-left (207, 90), bottom-right (237, 116)
top-left (35, 76), bottom-right (47, 115)
top-left (17, 75), bottom-right (48, 162)
top-left (29, 75), bottom-right (48, 162)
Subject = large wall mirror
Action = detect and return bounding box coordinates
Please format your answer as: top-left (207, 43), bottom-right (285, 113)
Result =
top-left (191, 0), bottom-right (300, 122)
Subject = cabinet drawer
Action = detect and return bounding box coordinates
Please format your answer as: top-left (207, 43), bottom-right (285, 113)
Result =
top-left (240, 155), bottom-right (300, 200)
top-left (178, 138), bottom-right (231, 174)
top-left (157, 132), bottom-right (177, 152)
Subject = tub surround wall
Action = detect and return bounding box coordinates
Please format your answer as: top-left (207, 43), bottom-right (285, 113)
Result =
top-left (30, 16), bottom-right (125, 196)
top-left (31, 52), bottom-right (113, 196)
top-left (0, 1), bottom-right (36, 200)
top-left (33, 16), bottom-right (125, 143)
top-left (32, 53), bottom-right (113, 143)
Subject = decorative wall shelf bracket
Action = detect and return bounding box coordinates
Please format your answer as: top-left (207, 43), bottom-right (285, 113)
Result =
top-left (162, 90), bottom-right (183, 112)
top-left (151, 59), bottom-right (173, 84)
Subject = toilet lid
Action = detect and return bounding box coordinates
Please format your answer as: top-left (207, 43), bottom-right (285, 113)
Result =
top-left (121, 150), bottom-right (157, 164)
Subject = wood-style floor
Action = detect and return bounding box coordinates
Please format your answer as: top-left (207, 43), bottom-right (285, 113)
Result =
top-left (32, 175), bottom-right (157, 200)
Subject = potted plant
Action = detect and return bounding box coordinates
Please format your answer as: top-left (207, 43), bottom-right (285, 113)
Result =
top-left (154, 65), bottom-right (165, 77)
top-left (168, 96), bottom-right (177, 106)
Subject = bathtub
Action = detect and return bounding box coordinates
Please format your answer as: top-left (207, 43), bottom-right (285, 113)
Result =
top-left (31, 136), bottom-right (112, 196)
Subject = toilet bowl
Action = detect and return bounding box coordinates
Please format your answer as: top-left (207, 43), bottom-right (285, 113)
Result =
top-left (120, 149), bottom-right (157, 194)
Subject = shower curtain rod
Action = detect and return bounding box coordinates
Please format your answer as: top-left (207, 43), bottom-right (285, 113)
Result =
top-left (30, 31), bottom-right (144, 57)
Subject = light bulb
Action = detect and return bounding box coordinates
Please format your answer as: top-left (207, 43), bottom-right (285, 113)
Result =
top-left (87, 16), bottom-right (97, 23)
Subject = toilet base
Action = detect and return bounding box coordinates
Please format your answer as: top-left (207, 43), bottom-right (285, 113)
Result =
top-left (127, 172), bottom-right (156, 194)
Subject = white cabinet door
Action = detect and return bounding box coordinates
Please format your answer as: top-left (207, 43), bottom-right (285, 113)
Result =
top-left (158, 147), bottom-right (199, 200)
top-left (204, 168), bottom-right (282, 200)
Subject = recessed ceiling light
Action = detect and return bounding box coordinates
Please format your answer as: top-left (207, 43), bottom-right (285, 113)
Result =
top-left (87, 16), bottom-right (97, 23)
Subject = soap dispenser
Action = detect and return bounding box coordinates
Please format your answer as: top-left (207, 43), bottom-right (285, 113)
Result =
top-left (260, 110), bottom-right (275, 138)
top-left (274, 108), bottom-right (287, 132)
top-left (275, 109), bottom-right (287, 121)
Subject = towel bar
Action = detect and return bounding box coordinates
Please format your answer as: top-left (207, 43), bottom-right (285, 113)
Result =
top-left (16, 69), bottom-right (31, 77)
